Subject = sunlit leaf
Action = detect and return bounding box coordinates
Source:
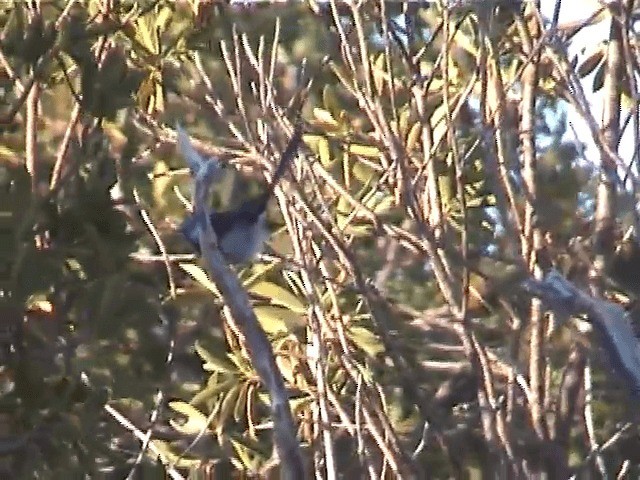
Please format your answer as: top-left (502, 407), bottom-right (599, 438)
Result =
top-left (312, 107), bottom-right (340, 129)
top-left (430, 103), bottom-right (447, 151)
top-left (348, 143), bottom-right (380, 158)
top-left (195, 342), bottom-right (237, 373)
top-left (352, 159), bottom-right (375, 184)
top-left (216, 383), bottom-right (241, 432)
top-left (151, 439), bottom-right (201, 467)
top-left (233, 381), bottom-right (250, 422)
top-left (155, 6), bottom-right (173, 32)
top-left (406, 122), bottom-right (422, 151)
top-left (322, 84), bottom-right (344, 120)
top-left (231, 439), bottom-right (262, 471)
top-left (248, 281), bottom-right (306, 313)
top-left (179, 262), bottom-right (221, 297)
top-left (254, 305), bottom-right (304, 334)
top-left (191, 376), bottom-right (237, 408)
top-left (275, 355), bottom-right (296, 385)
top-left (348, 326), bottom-right (385, 357)
top-left (365, 193), bottom-right (394, 214)
top-left (372, 53), bottom-right (386, 95)
top-left (169, 401), bottom-right (210, 434)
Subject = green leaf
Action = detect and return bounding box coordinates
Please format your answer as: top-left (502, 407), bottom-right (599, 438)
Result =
top-left (231, 439), bottom-right (263, 471)
top-left (369, 194), bottom-right (394, 214)
top-left (195, 342), bottom-right (238, 373)
top-left (179, 262), bottom-right (221, 297)
top-left (217, 383), bottom-right (241, 431)
top-left (168, 401), bottom-right (210, 434)
top-left (233, 381), bottom-right (250, 422)
top-left (191, 375), bottom-right (238, 408)
top-left (248, 281), bottom-right (306, 313)
top-left (322, 84), bottom-right (344, 120)
top-left (254, 305), bottom-right (304, 334)
top-left (348, 326), bottom-right (385, 357)
top-left (312, 107), bottom-right (341, 131)
top-left (352, 161), bottom-right (375, 184)
top-left (348, 143), bottom-right (380, 158)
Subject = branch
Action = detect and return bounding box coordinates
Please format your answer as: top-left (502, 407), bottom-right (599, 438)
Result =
top-left (176, 125), bottom-right (304, 479)
top-left (522, 270), bottom-right (640, 397)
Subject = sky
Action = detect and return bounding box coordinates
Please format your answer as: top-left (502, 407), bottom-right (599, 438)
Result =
top-left (540, 0), bottom-right (635, 168)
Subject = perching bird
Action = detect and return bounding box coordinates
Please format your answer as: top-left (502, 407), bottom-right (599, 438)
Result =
top-left (181, 126), bottom-right (303, 264)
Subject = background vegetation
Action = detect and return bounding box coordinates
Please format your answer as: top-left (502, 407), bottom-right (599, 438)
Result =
top-left (1, 0), bottom-right (640, 478)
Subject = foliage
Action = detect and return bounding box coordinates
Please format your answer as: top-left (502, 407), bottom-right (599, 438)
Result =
top-left (1, 0), bottom-right (640, 478)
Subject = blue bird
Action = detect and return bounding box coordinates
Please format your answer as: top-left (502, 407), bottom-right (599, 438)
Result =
top-left (181, 126), bottom-right (303, 264)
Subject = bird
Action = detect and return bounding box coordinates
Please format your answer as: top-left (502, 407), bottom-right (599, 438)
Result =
top-left (180, 126), bottom-right (303, 264)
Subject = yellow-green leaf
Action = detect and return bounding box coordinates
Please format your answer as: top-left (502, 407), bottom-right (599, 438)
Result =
top-left (365, 193), bottom-right (394, 214)
top-left (318, 136), bottom-right (331, 165)
top-left (348, 143), bottom-right (380, 158)
top-left (248, 281), bottom-right (306, 313)
top-left (406, 122), bottom-right (422, 151)
top-left (254, 305), bottom-right (304, 334)
top-left (372, 53), bottom-right (386, 95)
top-left (191, 375), bottom-right (237, 408)
top-left (312, 107), bottom-right (340, 128)
top-left (195, 341), bottom-right (237, 373)
top-left (322, 84), bottom-right (343, 119)
top-left (179, 263), bottom-right (221, 297)
top-left (217, 383), bottom-right (241, 431)
top-left (233, 381), bottom-right (250, 422)
top-left (348, 326), bottom-right (385, 357)
top-left (168, 401), bottom-right (209, 434)
top-left (352, 161), bottom-right (375, 184)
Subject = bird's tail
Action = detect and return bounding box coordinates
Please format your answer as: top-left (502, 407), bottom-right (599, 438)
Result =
top-left (266, 125), bottom-right (304, 195)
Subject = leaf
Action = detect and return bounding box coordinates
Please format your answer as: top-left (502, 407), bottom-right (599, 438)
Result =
top-left (398, 107), bottom-right (411, 137)
top-left (195, 341), bottom-right (237, 373)
top-left (592, 61), bottom-right (606, 92)
top-left (312, 107), bottom-right (340, 129)
top-left (302, 134), bottom-right (332, 166)
top-left (231, 439), bottom-right (262, 471)
top-left (152, 74), bottom-right (165, 113)
top-left (216, 383), bottom-right (241, 432)
top-left (372, 53), bottom-right (386, 95)
top-left (134, 15), bottom-right (159, 55)
top-left (406, 122), bottom-right (422, 151)
top-left (322, 84), bottom-right (343, 120)
top-left (346, 224), bottom-right (374, 237)
top-left (275, 355), bottom-right (296, 385)
top-left (233, 381), bottom-right (250, 422)
top-left (25, 293), bottom-right (53, 313)
top-left (430, 103), bottom-right (447, 152)
top-left (179, 262), bottom-right (221, 297)
top-left (190, 375), bottom-right (237, 408)
top-left (348, 326), bottom-right (385, 357)
top-left (151, 160), bottom-right (170, 208)
top-left (318, 137), bottom-right (332, 165)
top-left (155, 6), bottom-right (173, 31)
top-left (0, 144), bottom-right (20, 164)
top-left (577, 45), bottom-right (605, 78)
top-left (352, 161), bottom-right (375, 184)
top-left (288, 396), bottom-right (312, 416)
top-left (348, 143), bottom-right (380, 158)
top-left (248, 281), bottom-right (306, 313)
top-left (365, 193), bottom-right (394, 214)
top-left (168, 401), bottom-right (209, 434)
top-left (254, 305), bottom-right (304, 334)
